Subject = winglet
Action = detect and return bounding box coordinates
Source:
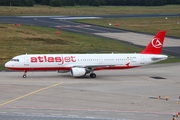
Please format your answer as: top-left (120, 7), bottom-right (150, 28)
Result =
top-left (140, 30), bottom-right (166, 54)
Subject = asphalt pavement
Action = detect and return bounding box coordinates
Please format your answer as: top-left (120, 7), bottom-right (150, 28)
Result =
top-left (1, 63), bottom-right (180, 120)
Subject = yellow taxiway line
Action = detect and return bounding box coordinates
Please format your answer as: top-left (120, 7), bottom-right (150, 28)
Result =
top-left (0, 82), bottom-right (64, 107)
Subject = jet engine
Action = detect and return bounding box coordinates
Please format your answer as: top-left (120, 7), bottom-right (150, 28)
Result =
top-left (70, 67), bottom-right (86, 77)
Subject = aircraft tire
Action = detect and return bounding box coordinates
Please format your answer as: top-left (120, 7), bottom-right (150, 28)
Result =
top-left (90, 73), bottom-right (96, 78)
top-left (23, 74), bottom-right (27, 78)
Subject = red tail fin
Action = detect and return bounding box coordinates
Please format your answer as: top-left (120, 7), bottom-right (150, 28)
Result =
top-left (140, 30), bottom-right (166, 54)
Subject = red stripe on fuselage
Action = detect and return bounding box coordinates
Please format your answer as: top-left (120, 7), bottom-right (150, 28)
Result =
top-left (6, 66), bottom-right (138, 71)
top-left (6, 67), bottom-right (71, 71)
top-left (94, 66), bottom-right (138, 70)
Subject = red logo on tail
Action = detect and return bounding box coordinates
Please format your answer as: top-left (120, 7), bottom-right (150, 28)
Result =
top-left (151, 38), bottom-right (162, 48)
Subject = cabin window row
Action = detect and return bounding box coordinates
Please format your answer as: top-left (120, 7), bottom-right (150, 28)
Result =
top-left (76, 59), bottom-right (134, 61)
top-left (104, 59), bottom-right (134, 61)
top-left (77, 59), bottom-right (98, 61)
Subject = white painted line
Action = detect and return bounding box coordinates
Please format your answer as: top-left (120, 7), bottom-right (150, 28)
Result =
top-left (13, 112), bottom-right (25, 114)
top-left (118, 113), bottom-right (135, 115)
top-left (144, 114), bottom-right (159, 116)
top-left (86, 116), bottom-right (95, 118)
top-left (18, 16), bottom-right (65, 18)
top-left (0, 112), bottom-right (7, 114)
top-left (32, 113), bottom-right (44, 115)
top-left (68, 114), bottom-right (78, 117)
top-left (52, 17), bottom-right (101, 20)
top-left (95, 112), bottom-right (109, 114)
top-left (51, 114), bottom-right (62, 116)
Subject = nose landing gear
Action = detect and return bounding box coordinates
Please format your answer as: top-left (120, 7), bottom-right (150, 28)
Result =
top-left (23, 70), bottom-right (27, 78)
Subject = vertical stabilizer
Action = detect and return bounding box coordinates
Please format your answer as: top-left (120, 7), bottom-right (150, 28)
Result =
top-left (140, 30), bottom-right (166, 54)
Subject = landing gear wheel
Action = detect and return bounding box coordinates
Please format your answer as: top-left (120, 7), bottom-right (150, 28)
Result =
top-left (23, 74), bottom-right (27, 78)
top-left (23, 70), bottom-right (27, 78)
top-left (90, 73), bottom-right (96, 78)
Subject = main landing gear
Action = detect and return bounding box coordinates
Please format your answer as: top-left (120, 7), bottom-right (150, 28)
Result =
top-left (90, 73), bottom-right (96, 78)
top-left (23, 70), bottom-right (27, 78)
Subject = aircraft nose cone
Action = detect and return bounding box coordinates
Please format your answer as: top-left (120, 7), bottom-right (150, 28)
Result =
top-left (5, 62), bottom-right (11, 68)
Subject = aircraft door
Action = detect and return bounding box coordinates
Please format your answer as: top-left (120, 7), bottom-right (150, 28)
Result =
top-left (98, 57), bottom-right (103, 64)
top-left (24, 56), bottom-right (29, 66)
top-left (140, 55), bottom-right (145, 64)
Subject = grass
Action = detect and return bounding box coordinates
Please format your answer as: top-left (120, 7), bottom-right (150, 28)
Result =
top-left (75, 17), bottom-right (180, 37)
top-left (0, 5), bottom-right (180, 16)
top-left (0, 23), bottom-right (143, 70)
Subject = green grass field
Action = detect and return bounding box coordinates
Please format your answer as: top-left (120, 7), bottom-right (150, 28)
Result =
top-left (0, 5), bottom-right (180, 16)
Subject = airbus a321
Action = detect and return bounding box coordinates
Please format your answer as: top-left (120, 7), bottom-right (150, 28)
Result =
top-left (5, 30), bottom-right (168, 78)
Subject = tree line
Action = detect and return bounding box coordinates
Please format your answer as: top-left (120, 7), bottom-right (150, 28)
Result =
top-left (0, 0), bottom-right (34, 6)
top-left (0, 0), bottom-right (180, 7)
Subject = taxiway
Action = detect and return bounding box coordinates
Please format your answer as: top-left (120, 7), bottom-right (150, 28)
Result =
top-left (0, 63), bottom-right (180, 120)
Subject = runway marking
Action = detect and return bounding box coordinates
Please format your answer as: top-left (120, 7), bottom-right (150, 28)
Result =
top-left (13, 112), bottom-right (25, 114)
top-left (51, 113), bottom-right (62, 116)
top-left (0, 112), bottom-right (7, 114)
top-left (0, 82), bottom-right (64, 107)
top-left (32, 113), bottom-right (44, 115)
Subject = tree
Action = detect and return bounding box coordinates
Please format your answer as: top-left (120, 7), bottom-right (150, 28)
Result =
top-left (11, 0), bottom-right (20, 6)
top-left (92, 0), bottom-right (100, 6)
top-left (50, 0), bottom-right (62, 6)
top-left (74, 0), bottom-right (79, 4)
top-left (131, 0), bottom-right (139, 5)
top-left (119, 0), bottom-right (126, 5)
top-left (79, 0), bottom-right (88, 5)
top-left (65, 0), bottom-right (75, 6)
top-left (138, 0), bottom-right (145, 6)
top-left (34, 0), bottom-right (42, 4)
top-left (25, 0), bottom-right (34, 6)
top-left (88, 0), bottom-right (94, 6)
top-left (125, 0), bottom-right (132, 5)
top-left (144, 0), bottom-right (154, 6)
top-left (41, 0), bottom-right (50, 5)
top-left (99, 0), bottom-right (106, 5)
top-left (154, 0), bottom-right (165, 5)
top-left (172, 0), bottom-right (180, 4)
top-left (0, 0), bottom-right (10, 6)
top-left (110, 0), bottom-right (121, 6)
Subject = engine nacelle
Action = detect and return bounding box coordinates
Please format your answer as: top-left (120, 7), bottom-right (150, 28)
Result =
top-left (70, 67), bottom-right (86, 77)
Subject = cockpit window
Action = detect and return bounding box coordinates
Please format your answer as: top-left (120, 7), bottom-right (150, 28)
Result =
top-left (10, 59), bottom-right (19, 62)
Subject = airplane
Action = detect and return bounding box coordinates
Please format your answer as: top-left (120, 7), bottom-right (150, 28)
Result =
top-left (5, 30), bottom-right (168, 78)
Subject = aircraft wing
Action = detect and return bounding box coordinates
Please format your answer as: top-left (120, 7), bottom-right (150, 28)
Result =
top-left (72, 64), bottom-right (120, 69)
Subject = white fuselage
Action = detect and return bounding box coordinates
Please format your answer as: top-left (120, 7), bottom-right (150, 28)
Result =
top-left (5, 53), bottom-right (168, 71)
